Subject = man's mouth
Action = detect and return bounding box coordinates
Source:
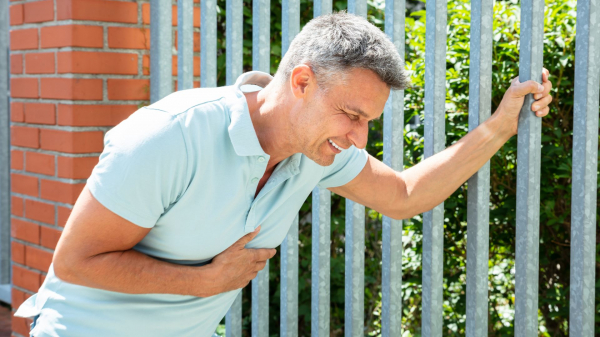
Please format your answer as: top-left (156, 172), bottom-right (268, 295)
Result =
top-left (328, 139), bottom-right (344, 152)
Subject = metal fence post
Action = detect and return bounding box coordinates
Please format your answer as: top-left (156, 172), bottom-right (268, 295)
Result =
top-left (465, 0), bottom-right (493, 335)
top-left (150, 0), bottom-right (173, 102)
top-left (382, 0), bottom-right (405, 335)
top-left (569, 0), bottom-right (600, 335)
top-left (422, 0), bottom-right (447, 335)
top-left (514, 0), bottom-right (544, 335)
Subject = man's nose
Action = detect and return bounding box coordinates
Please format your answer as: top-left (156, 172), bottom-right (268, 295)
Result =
top-left (347, 120), bottom-right (369, 149)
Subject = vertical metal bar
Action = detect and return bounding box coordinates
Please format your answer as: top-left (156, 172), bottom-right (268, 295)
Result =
top-left (422, 0), bottom-right (447, 335)
top-left (177, 0), bottom-right (193, 90)
top-left (569, 0), bottom-right (599, 335)
top-left (280, 216), bottom-right (299, 337)
top-left (313, 0), bottom-right (332, 17)
top-left (382, 0), bottom-right (405, 335)
top-left (252, 0), bottom-right (270, 73)
top-left (226, 0), bottom-right (243, 85)
top-left (514, 0), bottom-right (544, 335)
top-left (311, 187), bottom-right (331, 337)
top-left (343, 3), bottom-right (367, 336)
top-left (310, 5), bottom-right (331, 337)
top-left (347, 0), bottom-right (367, 18)
top-left (252, 262), bottom-right (269, 337)
top-left (0, 0), bottom-right (10, 287)
top-left (344, 201), bottom-right (365, 337)
top-left (465, 0), bottom-right (493, 336)
top-left (200, 0), bottom-right (217, 87)
top-left (150, 0), bottom-right (173, 102)
top-left (225, 0), bottom-right (244, 334)
top-left (226, 293), bottom-right (242, 337)
top-left (280, 3), bottom-right (300, 336)
top-left (251, 1), bottom-right (270, 336)
top-left (281, 0), bottom-right (300, 55)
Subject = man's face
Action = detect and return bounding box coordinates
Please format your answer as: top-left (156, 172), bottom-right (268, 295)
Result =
top-left (295, 68), bottom-right (390, 166)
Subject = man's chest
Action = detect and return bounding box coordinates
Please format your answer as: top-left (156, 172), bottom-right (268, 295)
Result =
top-left (134, 154), bottom-right (322, 263)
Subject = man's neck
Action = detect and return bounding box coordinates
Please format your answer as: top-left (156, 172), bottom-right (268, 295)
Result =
top-left (244, 86), bottom-right (297, 170)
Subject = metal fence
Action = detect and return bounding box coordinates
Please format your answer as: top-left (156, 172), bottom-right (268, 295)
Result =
top-left (148, 0), bottom-right (598, 335)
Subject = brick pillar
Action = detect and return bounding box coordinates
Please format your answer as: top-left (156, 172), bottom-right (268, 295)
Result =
top-left (8, 1), bottom-right (200, 335)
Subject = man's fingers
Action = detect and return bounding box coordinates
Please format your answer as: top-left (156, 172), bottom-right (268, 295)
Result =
top-left (252, 248), bottom-right (276, 262)
top-left (233, 226), bottom-right (261, 248)
top-left (531, 94), bottom-right (553, 112)
top-left (535, 106), bottom-right (550, 117)
top-left (511, 79), bottom-right (544, 97)
top-left (255, 260), bottom-right (267, 271)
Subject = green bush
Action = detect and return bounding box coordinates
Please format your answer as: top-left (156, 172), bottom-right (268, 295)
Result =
top-left (212, 0), bottom-right (598, 335)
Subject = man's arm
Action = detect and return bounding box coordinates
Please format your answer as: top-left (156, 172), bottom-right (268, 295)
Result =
top-left (330, 70), bottom-right (553, 220)
top-left (53, 186), bottom-right (276, 297)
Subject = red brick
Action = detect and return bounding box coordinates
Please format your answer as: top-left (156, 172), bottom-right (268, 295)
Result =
top-left (11, 288), bottom-right (31, 310)
top-left (40, 129), bottom-right (104, 153)
top-left (107, 79), bottom-right (150, 101)
top-left (57, 206), bottom-right (71, 227)
top-left (24, 0), bottom-right (54, 23)
top-left (141, 4), bottom-right (199, 27)
top-left (10, 4), bottom-right (24, 25)
top-left (10, 78), bottom-right (39, 98)
top-left (58, 51), bottom-right (138, 75)
top-left (57, 104), bottom-right (136, 126)
top-left (28, 202), bottom-right (53, 226)
top-left (25, 152), bottom-right (55, 176)
top-left (11, 218), bottom-right (40, 244)
top-left (12, 314), bottom-right (33, 337)
top-left (108, 26), bottom-right (150, 49)
top-left (40, 78), bottom-right (102, 100)
top-left (10, 53), bottom-right (23, 74)
top-left (142, 54), bottom-right (149, 75)
top-left (41, 180), bottom-right (85, 204)
top-left (11, 173), bottom-right (38, 197)
top-left (11, 150), bottom-right (24, 170)
top-left (24, 103), bottom-right (56, 125)
top-left (10, 28), bottom-right (38, 50)
top-left (12, 265), bottom-right (41, 292)
top-left (41, 226), bottom-right (62, 249)
top-left (42, 24), bottom-right (103, 48)
top-left (11, 126), bottom-right (39, 149)
top-left (58, 156), bottom-right (99, 179)
top-left (57, 0), bottom-right (138, 23)
top-left (12, 242), bottom-right (25, 265)
top-left (25, 199), bottom-right (55, 224)
top-left (11, 196), bottom-right (24, 216)
top-left (25, 246), bottom-right (54, 272)
top-left (25, 52), bottom-right (55, 74)
top-left (10, 102), bottom-right (24, 122)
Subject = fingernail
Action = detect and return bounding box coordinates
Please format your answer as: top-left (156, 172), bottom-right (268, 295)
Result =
top-left (538, 84), bottom-right (544, 92)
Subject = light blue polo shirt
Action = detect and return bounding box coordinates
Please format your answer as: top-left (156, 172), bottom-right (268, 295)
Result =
top-left (15, 71), bottom-right (369, 337)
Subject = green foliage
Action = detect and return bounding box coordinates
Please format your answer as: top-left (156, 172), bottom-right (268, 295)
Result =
top-left (213, 0), bottom-right (598, 335)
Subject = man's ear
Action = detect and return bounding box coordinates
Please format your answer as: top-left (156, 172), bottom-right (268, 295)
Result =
top-left (290, 65), bottom-right (316, 99)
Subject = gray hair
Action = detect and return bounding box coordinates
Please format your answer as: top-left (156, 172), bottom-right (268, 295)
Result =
top-left (274, 11), bottom-right (410, 91)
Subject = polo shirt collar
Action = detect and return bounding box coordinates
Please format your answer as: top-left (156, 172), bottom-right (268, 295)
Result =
top-left (227, 71), bottom-right (273, 157)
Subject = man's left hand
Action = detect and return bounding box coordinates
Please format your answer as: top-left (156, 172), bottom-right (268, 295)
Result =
top-left (496, 67), bottom-right (553, 135)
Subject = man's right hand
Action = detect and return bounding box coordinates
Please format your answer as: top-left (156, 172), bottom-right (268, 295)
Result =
top-left (205, 227), bottom-right (276, 296)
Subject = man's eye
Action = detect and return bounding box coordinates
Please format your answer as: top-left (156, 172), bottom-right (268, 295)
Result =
top-left (346, 113), bottom-right (358, 121)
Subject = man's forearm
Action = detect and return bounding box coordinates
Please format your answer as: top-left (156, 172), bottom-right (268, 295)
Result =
top-left (396, 111), bottom-right (513, 218)
top-left (54, 248), bottom-right (218, 297)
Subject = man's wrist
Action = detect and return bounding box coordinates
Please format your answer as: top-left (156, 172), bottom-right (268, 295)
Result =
top-left (487, 107), bottom-right (517, 141)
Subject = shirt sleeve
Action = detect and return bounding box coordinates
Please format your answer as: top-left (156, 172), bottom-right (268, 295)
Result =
top-left (317, 146), bottom-right (369, 189)
top-left (86, 108), bottom-right (189, 228)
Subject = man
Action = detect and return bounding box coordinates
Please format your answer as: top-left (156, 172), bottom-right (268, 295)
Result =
top-left (16, 12), bottom-right (552, 336)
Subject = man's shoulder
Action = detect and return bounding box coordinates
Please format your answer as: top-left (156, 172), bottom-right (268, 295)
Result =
top-left (144, 86), bottom-right (234, 117)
